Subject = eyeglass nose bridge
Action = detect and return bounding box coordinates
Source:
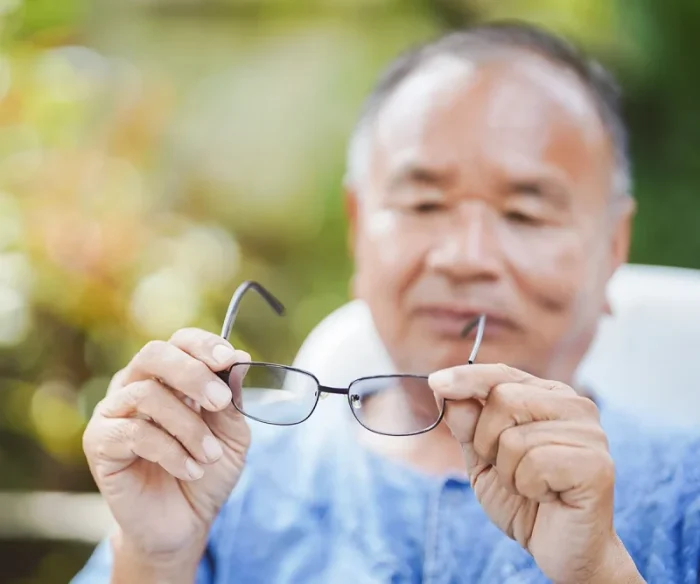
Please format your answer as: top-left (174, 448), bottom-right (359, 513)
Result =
top-left (318, 385), bottom-right (363, 408)
top-left (317, 384), bottom-right (350, 398)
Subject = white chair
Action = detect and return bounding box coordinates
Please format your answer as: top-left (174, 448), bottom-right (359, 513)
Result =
top-left (293, 264), bottom-right (700, 429)
top-left (576, 263), bottom-right (700, 427)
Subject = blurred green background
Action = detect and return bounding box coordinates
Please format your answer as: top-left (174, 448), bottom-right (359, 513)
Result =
top-left (0, 0), bottom-right (699, 582)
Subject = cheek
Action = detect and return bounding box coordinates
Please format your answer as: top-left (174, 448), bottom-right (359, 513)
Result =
top-left (502, 228), bottom-right (589, 313)
top-left (364, 210), bottom-right (404, 266)
top-left (354, 209), bottom-right (425, 299)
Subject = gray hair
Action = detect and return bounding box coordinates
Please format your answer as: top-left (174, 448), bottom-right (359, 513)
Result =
top-left (345, 21), bottom-right (632, 199)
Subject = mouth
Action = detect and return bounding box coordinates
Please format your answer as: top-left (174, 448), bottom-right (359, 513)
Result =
top-left (413, 306), bottom-right (517, 338)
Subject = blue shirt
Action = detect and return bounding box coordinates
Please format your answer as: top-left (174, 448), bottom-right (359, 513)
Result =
top-left (73, 399), bottom-right (700, 583)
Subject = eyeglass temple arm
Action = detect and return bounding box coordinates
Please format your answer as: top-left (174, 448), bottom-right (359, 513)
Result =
top-left (221, 280), bottom-right (285, 339)
top-left (461, 314), bottom-right (486, 364)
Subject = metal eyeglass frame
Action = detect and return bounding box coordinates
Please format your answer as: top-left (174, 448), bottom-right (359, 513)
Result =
top-left (216, 280), bottom-right (486, 437)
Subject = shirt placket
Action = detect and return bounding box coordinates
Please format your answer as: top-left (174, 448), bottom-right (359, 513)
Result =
top-left (422, 478), bottom-right (466, 584)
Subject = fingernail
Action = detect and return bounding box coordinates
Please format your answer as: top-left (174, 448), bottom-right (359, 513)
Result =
top-left (186, 458), bottom-right (204, 480)
top-left (428, 369), bottom-right (454, 390)
top-left (202, 435), bottom-right (223, 462)
top-left (205, 381), bottom-right (231, 409)
top-left (212, 344), bottom-right (236, 365)
top-left (232, 351), bottom-right (251, 377)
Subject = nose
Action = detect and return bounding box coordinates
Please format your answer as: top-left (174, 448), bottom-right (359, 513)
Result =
top-left (425, 202), bottom-right (502, 282)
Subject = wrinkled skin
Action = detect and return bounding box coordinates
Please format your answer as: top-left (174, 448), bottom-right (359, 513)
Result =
top-left (348, 52), bottom-right (632, 382)
top-left (347, 52), bottom-right (638, 582)
top-left (82, 330), bottom-right (252, 577)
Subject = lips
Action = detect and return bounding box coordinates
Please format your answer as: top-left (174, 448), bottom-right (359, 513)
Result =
top-left (413, 306), bottom-right (517, 338)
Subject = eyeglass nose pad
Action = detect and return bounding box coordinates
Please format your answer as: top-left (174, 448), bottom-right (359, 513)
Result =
top-left (349, 393), bottom-right (362, 409)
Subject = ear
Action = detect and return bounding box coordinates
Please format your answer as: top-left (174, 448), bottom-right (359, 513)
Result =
top-left (609, 197), bottom-right (636, 273)
top-left (603, 197), bottom-right (636, 315)
top-left (344, 185), bottom-right (359, 255)
top-left (344, 185), bottom-right (360, 299)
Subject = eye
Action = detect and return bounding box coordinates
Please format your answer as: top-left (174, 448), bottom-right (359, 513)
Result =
top-left (504, 210), bottom-right (540, 225)
top-left (412, 201), bottom-right (445, 214)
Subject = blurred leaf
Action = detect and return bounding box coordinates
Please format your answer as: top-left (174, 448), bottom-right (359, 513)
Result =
top-left (5, 0), bottom-right (89, 41)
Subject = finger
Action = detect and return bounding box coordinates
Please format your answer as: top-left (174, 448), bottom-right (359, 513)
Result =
top-left (84, 417), bottom-right (205, 482)
top-left (442, 398), bottom-right (488, 481)
top-left (170, 329), bottom-right (252, 411)
top-left (201, 350), bottom-right (252, 451)
top-left (474, 384), bottom-right (600, 463)
top-left (215, 359), bottom-right (251, 410)
top-left (169, 328), bottom-right (246, 373)
top-left (105, 368), bottom-right (129, 397)
top-left (429, 363), bottom-right (573, 401)
top-left (495, 421), bottom-right (609, 494)
top-left (202, 402), bottom-right (252, 455)
top-left (514, 443), bottom-right (615, 506)
top-left (97, 379), bottom-right (224, 465)
top-left (124, 340), bottom-right (234, 412)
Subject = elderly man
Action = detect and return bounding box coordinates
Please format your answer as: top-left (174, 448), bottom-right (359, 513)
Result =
top-left (74, 22), bottom-right (700, 584)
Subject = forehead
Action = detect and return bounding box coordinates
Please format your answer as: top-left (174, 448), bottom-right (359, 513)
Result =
top-left (368, 51), bottom-right (614, 195)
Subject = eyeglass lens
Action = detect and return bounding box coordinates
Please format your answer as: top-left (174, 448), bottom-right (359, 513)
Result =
top-left (224, 365), bottom-right (442, 436)
top-left (227, 363), bottom-right (319, 425)
top-left (348, 375), bottom-right (443, 436)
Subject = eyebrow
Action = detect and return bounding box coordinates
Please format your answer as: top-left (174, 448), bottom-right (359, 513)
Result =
top-left (506, 177), bottom-right (570, 208)
top-left (387, 162), bottom-right (456, 192)
top-left (386, 160), bottom-right (573, 207)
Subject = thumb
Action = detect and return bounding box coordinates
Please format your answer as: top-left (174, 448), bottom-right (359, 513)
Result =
top-left (205, 350), bottom-right (251, 446)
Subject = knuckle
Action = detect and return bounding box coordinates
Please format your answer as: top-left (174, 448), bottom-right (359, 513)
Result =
top-left (92, 395), bottom-right (110, 416)
top-left (83, 418), bottom-right (119, 461)
top-left (124, 380), bottom-right (153, 408)
top-left (106, 369), bottom-right (128, 395)
top-left (170, 327), bottom-right (216, 354)
top-left (525, 445), bottom-right (549, 470)
top-left (82, 419), bottom-right (99, 456)
top-left (135, 340), bottom-right (167, 365)
top-left (593, 451), bottom-right (616, 485)
top-left (499, 426), bottom-right (524, 457)
top-left (183, 358), bottom-right (210, 382)
top-left (588, 424), bottom-right (611, 451)
top-left (90, 435), bottom-right (112, 463)
top-left (575, 395), bottom-right (600, 419)
top-left (122, 418), bottom-right (146, 447)
top-left (489, 383), bottom-right (515, 409)
top-left (168, 327), bottom-right (189, 343)
top-left (140, 339), bottom-right (163, 356)
top-left (496, 362), bottom-right (515, 377)
top-left (594, 426), bottom-right (610, 450)
top-left (549, 380), bottom-right (575, 395)
top-left (561, 384), bottom-right (577, 396)
top-left (169, 327), bottom-right (202, 345)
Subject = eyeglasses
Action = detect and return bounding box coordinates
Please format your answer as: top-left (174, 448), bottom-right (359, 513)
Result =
top-left (216, 281), bottom-right (486, 436)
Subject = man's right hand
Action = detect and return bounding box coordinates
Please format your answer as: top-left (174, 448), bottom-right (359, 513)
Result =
top-left (82, 328), bottom-right (252, 577)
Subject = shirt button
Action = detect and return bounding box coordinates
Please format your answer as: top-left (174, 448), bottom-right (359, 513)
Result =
top-left (443, 476), bottom-right (468, 490)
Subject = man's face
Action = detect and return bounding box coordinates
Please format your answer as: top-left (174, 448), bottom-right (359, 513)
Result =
top-left (348, 53), bottom-right (633, 382)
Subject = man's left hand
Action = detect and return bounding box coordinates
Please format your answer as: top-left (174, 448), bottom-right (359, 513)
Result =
top-left (428, 363), bottom-right (644, 584)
